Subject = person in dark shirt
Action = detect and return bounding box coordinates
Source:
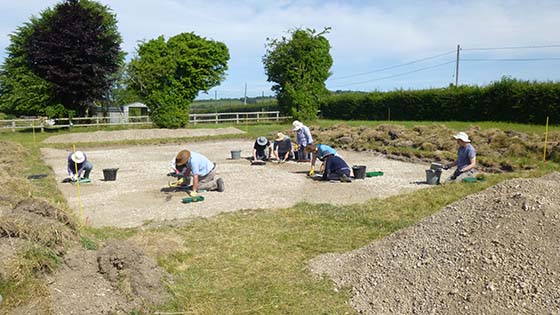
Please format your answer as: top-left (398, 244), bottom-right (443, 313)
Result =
top-left (273, 132), bottom-right (293, 163)
top-left (253, 136), bottom-right (271, 161)
top-left (322, 154), bottom-right (352, 182)
top-left (67, 150), bottom-right (93, 181)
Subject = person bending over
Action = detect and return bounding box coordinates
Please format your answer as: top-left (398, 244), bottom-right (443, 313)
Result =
top-left (173, 150), bottom-right (225, 195)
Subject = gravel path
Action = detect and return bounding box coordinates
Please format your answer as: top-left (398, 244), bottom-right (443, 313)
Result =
top-left (309, 172), bottom-right (560, 315)
top-left (42, 127), bottom-right (245, 143)
top-left (40, 139), bottom-right (434, 227)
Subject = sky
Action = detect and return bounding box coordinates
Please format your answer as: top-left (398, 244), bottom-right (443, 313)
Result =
top-left (1, 0), bottom-right (560, 100)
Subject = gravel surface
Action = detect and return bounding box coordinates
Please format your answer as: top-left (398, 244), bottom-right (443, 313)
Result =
top-left (42, 127), bottom-right (245, 143)
top-left (309, 172), bottom-right (560, 315)
top-left (40, 139), bottom-right (433, 227)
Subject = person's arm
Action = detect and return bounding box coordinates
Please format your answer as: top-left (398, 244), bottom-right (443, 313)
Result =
top-left (445, 160), bottom-right (457, 170)
top-left (253, 148), bottom-right (257, 161)
top-left (461, 157), bottom-right (476, 172)
top-left (267, 146), bottom-right (272, 159)
top-left (192, 174), bottom-right (199, 192)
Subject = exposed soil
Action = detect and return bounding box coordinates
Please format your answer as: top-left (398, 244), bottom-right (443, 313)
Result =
top-left (40, 139), bottom-right (435, 228)
top-left (310, 172), bottom-right (560, 314)
top-left (42, 127), bottom-right (245, 144)
top-left (46, 240), bottom-right (170, 315)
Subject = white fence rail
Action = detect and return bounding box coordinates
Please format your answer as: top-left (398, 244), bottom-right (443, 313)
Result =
top-left (0, 111), bottom-right (289, 132)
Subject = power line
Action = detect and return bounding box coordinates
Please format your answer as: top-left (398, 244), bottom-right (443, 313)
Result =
top-left (462, 44), bottom-right (560, 51)
top-left (329, 50), bottom-right (456, 81)
top-left (462, 57), bottom-right (560, 61)
top-left (332, 60), bottom-right (456, 88)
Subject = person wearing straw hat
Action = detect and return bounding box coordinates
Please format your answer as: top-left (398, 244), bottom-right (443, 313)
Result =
top-left (292, 120), bottom-right (313, 162)
top-left (173, 150), bottom-right (225, 195)
top-left (304, 143), bottom-right (337, 176)
top-left (273, 132), bottom-right (293, 163)
top-left (443, 132), bottom-right (477, 182)
top-left (253, 136), bottom-right (272, 161)
top-left (67, 150), bottom-right (93, 181)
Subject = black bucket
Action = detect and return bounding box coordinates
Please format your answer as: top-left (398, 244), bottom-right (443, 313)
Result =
top-left (103, 168), bottom-right (119, 181)
top-left (352, 165), bottom-right (367, 179)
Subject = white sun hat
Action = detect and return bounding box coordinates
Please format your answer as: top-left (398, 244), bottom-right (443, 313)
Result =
top-left (292, 120), bottom-right (303, 131)
top-left (256, 136), bottom-right (268, 146)
top-left (453, 132), bottom-right (471, 143)
top-left (71, 151), bottom-right (86, 163)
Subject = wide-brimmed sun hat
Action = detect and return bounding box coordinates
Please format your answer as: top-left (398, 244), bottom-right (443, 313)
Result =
top-left (175, 150), bottom-right (191, 166)
top-left (276, 132), bottom-right (286, 141)
top-left (257, 136), bottom-right (268, 146)
top-left (453, 132), bottom-right (471, 143)
top-left (292, 120), bottom-right (303, 131)
top-left (71, 151), bottom-right (86, 163)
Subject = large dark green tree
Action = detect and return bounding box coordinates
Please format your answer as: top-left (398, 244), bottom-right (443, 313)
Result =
top-left (0, 0), bottom-right (123, 117)
top-left (128, 33), bottom-right (229, 128)
top-left (263, 28), bottom-right (333, 120)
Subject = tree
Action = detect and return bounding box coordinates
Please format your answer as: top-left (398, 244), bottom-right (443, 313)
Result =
top-left (262, 28), bottom-right (333, 120)
top-left (128, 33), bottom-right (229, 128)
top-left (0, 0), bottom-right (123, 117)
top-left (24, 0), bottom-right (123, 116)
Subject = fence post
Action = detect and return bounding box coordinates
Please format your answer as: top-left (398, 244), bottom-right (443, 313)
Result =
top-left (11, 121), bottom-right (15, 132)
top-left (236, 113), bottom-right (239, 124)
top-left (276, 111), bottom-right (279, 122)
top-left (257, 112), bottom-right (260, 122)
top-left (215, 113), bottom-right (218, 124)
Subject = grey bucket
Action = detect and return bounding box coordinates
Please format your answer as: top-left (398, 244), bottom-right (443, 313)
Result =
top-left (230, 150), bottom-right (242, 160)
top-left (425, 169), bottom-right (442, 185)
top-left (352, 165), bottom-right (367, 179)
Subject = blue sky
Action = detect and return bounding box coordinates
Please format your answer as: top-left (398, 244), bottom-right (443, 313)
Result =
top-left (1, 0), bottom-right (559, 100)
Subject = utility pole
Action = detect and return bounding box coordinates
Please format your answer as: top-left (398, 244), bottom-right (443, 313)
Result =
top-left (244, 83), bottom-right (247, 105)
top-left (455, 44), bottom-right (460, 86)
top-left (214, 90), bottom-right (217, 113)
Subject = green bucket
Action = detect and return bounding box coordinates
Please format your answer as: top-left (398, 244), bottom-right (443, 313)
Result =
top-left (462, 177), bottom-right (478, 183)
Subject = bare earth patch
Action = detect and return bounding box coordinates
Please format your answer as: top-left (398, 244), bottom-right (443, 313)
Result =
top-left (40, 139), bottom-right (433, 227)
top-left (309, 173), bottom-right (560, 315)
top-left (42, 127), bottom-right (245, 144)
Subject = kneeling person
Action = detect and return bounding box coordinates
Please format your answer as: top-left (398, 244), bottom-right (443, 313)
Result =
top-left (323, 154), bottom-right (352, 182)
top-left (175, 150), bottom-right (225, 195)
top-left (67, 150), bottom-right (93, 181)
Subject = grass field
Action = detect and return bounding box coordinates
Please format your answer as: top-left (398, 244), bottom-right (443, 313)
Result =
top-left (1, 120), bottom-right (559, 314)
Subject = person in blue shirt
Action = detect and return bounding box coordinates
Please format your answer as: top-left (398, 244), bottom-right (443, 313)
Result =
top-left (67, 150), bottom-right (93, 181)
top-left (173, 150), bottom-right (225, 195)
top-left (292, 120), bottom-right (313, 161)
top-left (304, 143), bottom-right (337, 176)
top-left (444, 132), bottom-right (477, 182)
top-left (322, 154), bottom-right (352, 182)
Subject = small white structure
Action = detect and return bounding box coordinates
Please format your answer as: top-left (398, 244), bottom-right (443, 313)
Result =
top-left (97, 102), bottom-right (148, 123)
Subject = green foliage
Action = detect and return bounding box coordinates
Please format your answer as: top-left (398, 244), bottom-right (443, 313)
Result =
top-left (0, 0), bottom-right (123, 117)
top-left (320, 77), bottom-right (560, 124)
top-left (263, 28), bottom-right (333, 121)
top-left (79, 235), bottom-right (98, 250)
top-left (128, 33), bottom-right (230, 128)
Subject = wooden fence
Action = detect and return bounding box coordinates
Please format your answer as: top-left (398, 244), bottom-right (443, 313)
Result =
top-left (0, 111), bottom-right (290, 132)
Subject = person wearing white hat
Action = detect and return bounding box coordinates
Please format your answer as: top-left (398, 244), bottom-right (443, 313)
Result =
top-left (292, 120), bottom-right (313, 161)
top-left (443, 132), bottom-right (477, 182)
top-left (67, 150), bottom-right (93, 181)
top-left (253, 136), bottom-right (272, 161)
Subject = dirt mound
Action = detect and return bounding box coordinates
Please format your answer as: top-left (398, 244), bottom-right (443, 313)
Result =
top-left (47, 240), bottom-right (170, 314)
top-left (312, 124), bottom-right (560, 172)
top-left (310, 172), bottom-right (560, 314)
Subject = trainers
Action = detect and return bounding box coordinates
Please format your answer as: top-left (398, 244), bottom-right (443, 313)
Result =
top-left (340, 173), bottom-right (352, 183)
top-left (216, 178), bottom-right (225, 192)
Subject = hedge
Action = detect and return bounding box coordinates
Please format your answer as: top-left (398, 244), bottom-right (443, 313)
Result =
top-left (320, 77), bottom-right (560, 124)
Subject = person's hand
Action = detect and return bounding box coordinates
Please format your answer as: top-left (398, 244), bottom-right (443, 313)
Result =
top-left (308, 168), bottom-right (315, 176)
top-left (70, 174), bottom-right (77, 181)
top-left (190, 190), bottom-right (198, 197)
top-left (443, 164), bottom-right (450, 170)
